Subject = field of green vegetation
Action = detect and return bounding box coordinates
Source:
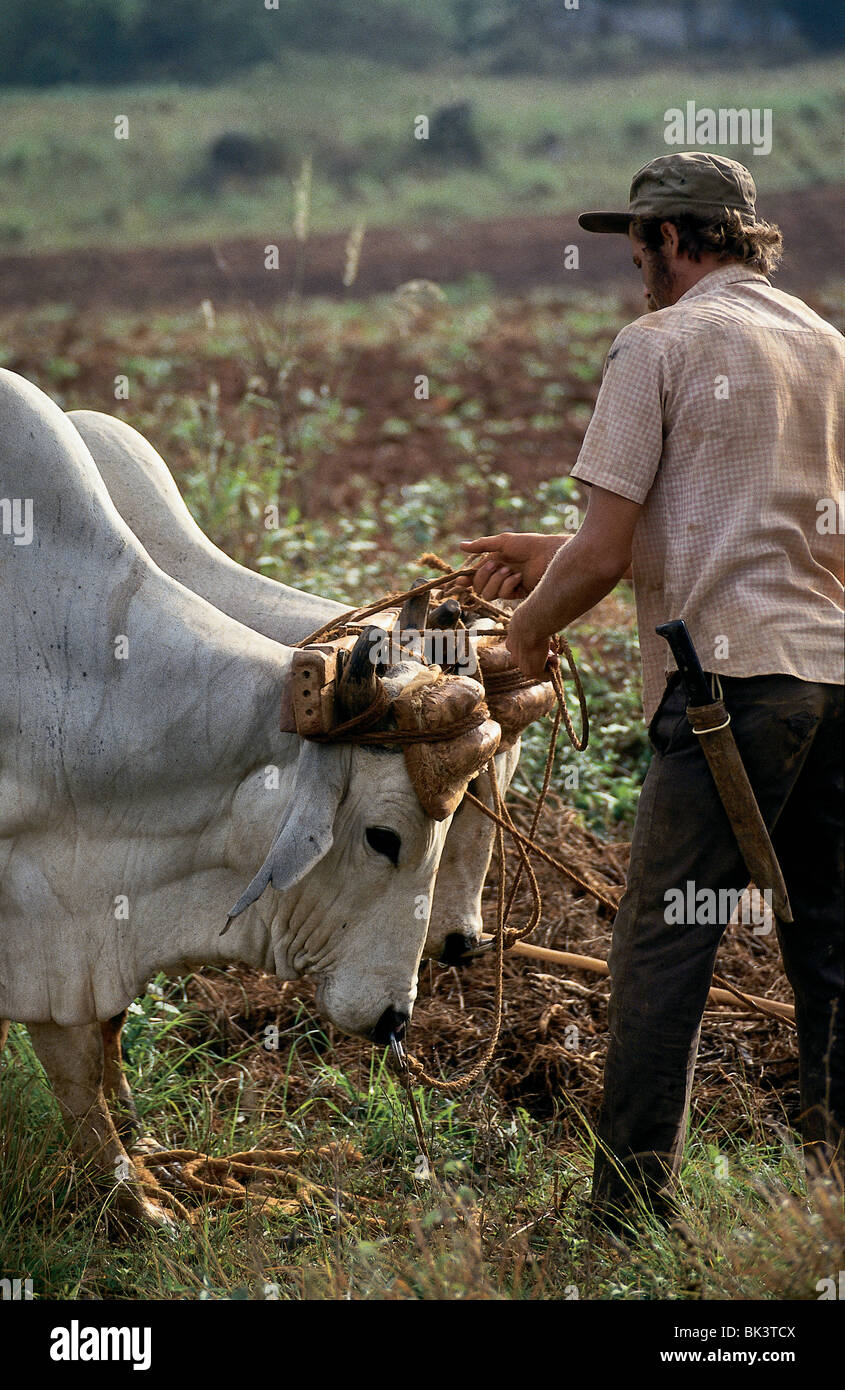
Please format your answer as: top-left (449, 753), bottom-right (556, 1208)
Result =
top-left (1, 55), bottom-right (843, 251)
top-left (1, 280), bottom-right (842, 1301)
top-left (2, 1005), bottom-right (840, 1301)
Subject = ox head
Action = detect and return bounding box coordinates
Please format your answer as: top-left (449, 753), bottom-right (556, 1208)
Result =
top-left (227, 625), bottom-right (501, 1041)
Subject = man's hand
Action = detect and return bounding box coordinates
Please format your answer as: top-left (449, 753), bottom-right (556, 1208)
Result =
top-left (459, 531), bottom-right (568, 600)
top-left (505, 602), bottom-right (556, 680)
top-left (458, 487), bottom-right (642, 681)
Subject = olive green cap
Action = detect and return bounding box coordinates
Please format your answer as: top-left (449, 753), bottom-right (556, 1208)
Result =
top-left (578, 151), bottom-right (758, 233)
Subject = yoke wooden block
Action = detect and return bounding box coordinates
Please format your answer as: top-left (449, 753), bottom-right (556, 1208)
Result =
top-left (287, 635), bottom-right (359, 736)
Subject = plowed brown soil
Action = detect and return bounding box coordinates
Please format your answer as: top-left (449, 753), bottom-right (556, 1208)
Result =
top-left (2, 183), bottom-right (843, 311)
top-left (180, 796), bottom-right (798, 1145)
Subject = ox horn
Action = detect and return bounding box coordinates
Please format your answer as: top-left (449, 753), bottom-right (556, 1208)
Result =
top-left (336, 625), bottom-right (384, 718)
top-left (429, 597), bottom-right (462, 630)
top-left (398, 579), bottom-right (430, 634)
top-left (429, 596), bottom-right (466, 673)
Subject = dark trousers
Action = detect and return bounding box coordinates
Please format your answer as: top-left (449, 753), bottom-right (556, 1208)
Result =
top-left (591, 673), bottom-right (844, 1218)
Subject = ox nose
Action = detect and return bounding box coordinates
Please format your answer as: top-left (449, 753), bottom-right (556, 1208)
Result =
top-left (440, 932), bottom-right (478, 966)
top-left (371, 1006), bottom-right (410, 1047)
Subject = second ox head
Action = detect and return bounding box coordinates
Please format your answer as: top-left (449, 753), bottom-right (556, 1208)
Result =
top-left (400, 603), bottom-right (557, 967)
top-left (426, 741), bottom-right (523, 965)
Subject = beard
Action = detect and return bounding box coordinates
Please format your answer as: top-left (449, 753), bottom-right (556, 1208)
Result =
top-left (645, 246), bottom-right (676, 311)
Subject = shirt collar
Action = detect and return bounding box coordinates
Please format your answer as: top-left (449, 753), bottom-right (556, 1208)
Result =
top-left (677, 264), bottom-right (771, 304)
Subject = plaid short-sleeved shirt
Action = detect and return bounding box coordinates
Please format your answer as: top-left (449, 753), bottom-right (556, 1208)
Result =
top-left (570, 266), bottom-right (845, 722)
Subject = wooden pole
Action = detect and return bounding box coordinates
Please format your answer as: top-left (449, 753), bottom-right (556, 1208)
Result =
top-left (487, 938), bottom-right (796, 1023)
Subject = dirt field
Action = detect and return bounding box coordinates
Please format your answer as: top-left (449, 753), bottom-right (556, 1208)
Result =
top-left (2, 183), bottom-right (844, 311)
top-left (182, 788), bottom-right (799, 1144)
top-left (2, 301), bottom-right (607, 516)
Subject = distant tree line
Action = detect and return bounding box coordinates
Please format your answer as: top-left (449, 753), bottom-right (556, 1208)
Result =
top-left (0, 0), bottom-right (842, 86)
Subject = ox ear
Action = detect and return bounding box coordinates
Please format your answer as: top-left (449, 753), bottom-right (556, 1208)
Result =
top-left (226, 742), bottom-right (351, 921)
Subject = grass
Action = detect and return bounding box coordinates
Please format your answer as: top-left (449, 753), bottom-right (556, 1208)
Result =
top-left (0, 54), bottom-right (844, 250)
top-left (1, 1000), bottom-right (839, 1301)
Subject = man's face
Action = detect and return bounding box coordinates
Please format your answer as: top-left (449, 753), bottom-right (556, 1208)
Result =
top-left (628, 226), bottom-right (677, 311)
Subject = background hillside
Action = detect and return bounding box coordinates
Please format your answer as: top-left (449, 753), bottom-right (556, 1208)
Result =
top-left (1, 55), bottom-right (843, 254)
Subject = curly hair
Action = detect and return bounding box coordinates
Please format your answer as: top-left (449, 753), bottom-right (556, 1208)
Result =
top-left (630, 209), bottom-right (783, 276)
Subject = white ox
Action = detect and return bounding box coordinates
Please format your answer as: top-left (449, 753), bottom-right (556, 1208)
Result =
top-left (67, 409), bottom-right (521, 964)
top-left (0, 369), bottom-right (494, 1225)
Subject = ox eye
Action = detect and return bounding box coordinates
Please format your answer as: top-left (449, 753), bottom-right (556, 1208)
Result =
top-left (365, 826), bottom-right (401, 866)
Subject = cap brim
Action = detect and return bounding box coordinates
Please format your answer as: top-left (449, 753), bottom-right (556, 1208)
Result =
top-left (577, 211), bottom-right (632, 234)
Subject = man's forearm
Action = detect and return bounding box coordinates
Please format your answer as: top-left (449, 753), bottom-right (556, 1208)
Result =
top-left (519, 530), bottom-right (628, 633)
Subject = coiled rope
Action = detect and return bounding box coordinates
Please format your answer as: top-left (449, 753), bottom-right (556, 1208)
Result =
top-left (133, 1142), bottom-right (382, 1226)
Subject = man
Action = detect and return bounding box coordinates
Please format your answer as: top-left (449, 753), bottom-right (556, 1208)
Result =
top-left (460, 152), bottom-right (844, 1232)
